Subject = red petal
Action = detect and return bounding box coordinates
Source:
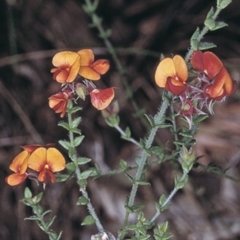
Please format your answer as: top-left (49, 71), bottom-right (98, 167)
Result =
top-left (190, 51), bottom-right (204, 72)
top-left (165, 78), bottom-right (187, 95)
top-left (90, 88), bottom-right (115, 110)
top-left (202, 51), bottom-right (223, 79)
top-left (92, 59), bottom-right (110, 75)
top-left (38, 169), bottom-right (56, 184)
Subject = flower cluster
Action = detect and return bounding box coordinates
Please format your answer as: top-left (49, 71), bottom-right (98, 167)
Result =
top-left (154, 50), bottom-right (237, 125)
top-left (49, 49), bottom-right (115, 117)
top-left (5, 145), bottom-right (66, 186)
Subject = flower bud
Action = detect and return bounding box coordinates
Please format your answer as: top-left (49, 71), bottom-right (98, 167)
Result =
top-left (75, 83), bottom-right (89, 100)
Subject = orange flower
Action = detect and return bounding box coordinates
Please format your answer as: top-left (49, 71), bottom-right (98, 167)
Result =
top-left (191, 51), bottom-right (236, 99)
top-left (51, 51), bottom-right (81, 83)
top-left (154, 55), bottom-right (188, 95)
top-left (48, 89), bottom-right (73, 118)
top-left (90, 88), bottom-right (115, 110)
top-left (77, 49), bottom-right (110, 80)
top-left (28, 147), bottom-right (66, 184)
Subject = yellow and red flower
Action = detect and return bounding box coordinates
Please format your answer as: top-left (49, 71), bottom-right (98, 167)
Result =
top-left (89, 87), bottom-right (115, 110)
top-left (51, 51), bottom-right (81, 83)
top-left (154, 55), bottom-right (188, 95)
top-left (28, 147), bottom-right (66, 184)
top-left (190, 51), bottom-right (236, 100)
top-left (48, 89), bottom-right (73, 118)
top-left (77, 49), bottom-right (110, 81)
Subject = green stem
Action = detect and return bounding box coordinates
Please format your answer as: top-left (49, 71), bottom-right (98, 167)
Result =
top-left (120, 98), bottom-right (169, 239)
top-left (67, 107), bottom-right (104, 232)
top-left (83, 0), bottom-right (149, 127)
top-left (185, 6), bottom-right (222, 63)
top-left (114, 125), bottom-right (141, 147)
top-left (150, 170), bottom-right (188, 223)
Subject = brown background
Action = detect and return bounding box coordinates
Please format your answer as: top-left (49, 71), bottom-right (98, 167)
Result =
top-left (1, 0), bottom-right (240, 239)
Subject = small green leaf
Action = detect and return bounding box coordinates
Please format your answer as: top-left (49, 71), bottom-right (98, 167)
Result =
top-left (217, 0), bottom-right (232, 9)
top-left (73, 135), bottom-right (85, 147)
top-left (190, 27), bottom-right (200, 41)
top-left (79, 169), bottom-right (93, 179)
top-left (122, 127), bottom-right (131, 140)
top-left (58, 140), bottom-right (71, 150)
top-left (130, 204), bottom-right (144, 213)
top-left (159, 194), bottom-right (167, 206)
top-left (58, 121), bottom-right (70, 131)
top-left (32, 205), bottom-right (43, 215)
top-left (206, 7), bottom-right (215, 19)
top-left (24, 187), bottom-right (32, 199)
top-left (24, 216), bottom-right (39, 221)
top-left (66, 162), bottom-right (76, 171)
top-left (174, 174), bottom-right (189, 189)
top-left (198, 42), bottom-right (217, 50)
top-left (104, 115), bottom-right (120, 127)
top-left (68, 106), bottom-right (82, 114)
top-left (71, 117), bottom-right (81, 128)
top-left (135, 180), bottom-right (150, 186)
top-left (71, 128), bottom-right (82, 135)
top-left (99, 29), bottom-right (111, 39)
top-left (32, 192), bottom-right (43, 204)
top-left (144, 114), bottom-right (155, 127)
top-left (81, 215), bottom-right (95, 225)
top-left (119, 159), bottom-right (128, 170)
top-left (76, 196), bottom-right (89, 205)
top-left (76, 157), bottom-right (91, 165)
top-left (204, 18), bottom-right (216, 30)
top-left (212, 21), bottom-right (228, 30)
top-left (77, 179), bottom-right (87, 189)
top-left (46, 216), bottom-right (56, 228)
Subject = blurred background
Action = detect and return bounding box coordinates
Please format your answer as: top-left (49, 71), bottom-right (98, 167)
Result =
top-left (1, 0), bottom-right (240, 239)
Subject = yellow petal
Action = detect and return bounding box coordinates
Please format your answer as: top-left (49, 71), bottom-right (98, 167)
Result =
top-left (77, 49), bottom-right (94, 66)
top-left (28, 147), bottom-right (47, 172)
top-left (9, 150), bottom-right (29, 173)
top-left (173, 55), bottom-right (188, 83)
top-left (79, 66), bottom-right (100, 80)
top-left (52, 51), bottom-right (79, 67)
top-left (46, 148), bottom-right (66, 172)
top-left (155, 58), bottom-right (176, 88)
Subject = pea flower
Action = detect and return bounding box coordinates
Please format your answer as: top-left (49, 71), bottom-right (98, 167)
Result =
top-left (155, 55), bottom-right (188, 95)
top-left (51, 51), bottom-right (81, 83)
top-left (89, 87), bottom-right (115, 110)
top-left (190, 51), bottom-right (236, 100)
top-left (28, 147), bottom-right (66, 184)
top-left (5, 145), bottom-right (42, 186)
top-left (48, 88), bottom-right (73, 118)
top-left (77, 49), bottom-right (110, 80)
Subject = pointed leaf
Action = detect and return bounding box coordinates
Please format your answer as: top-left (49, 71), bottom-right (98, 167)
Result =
top-left (58, 121), bottom-right (70, 131)
top-left (76, 196), bottom-right (89, 205)
top-left (73, 135), bottom-right (85, 147)
top-left (58, 140), bottom-right (71, 150)
top-left (76, 157), bottom-right (91, 165)
top-left (71, 117), bottom-right (81, 128)
top-left (198, 42), bottom-right (217, 50)
top-left (81, 215), bottom-right (95, 225)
